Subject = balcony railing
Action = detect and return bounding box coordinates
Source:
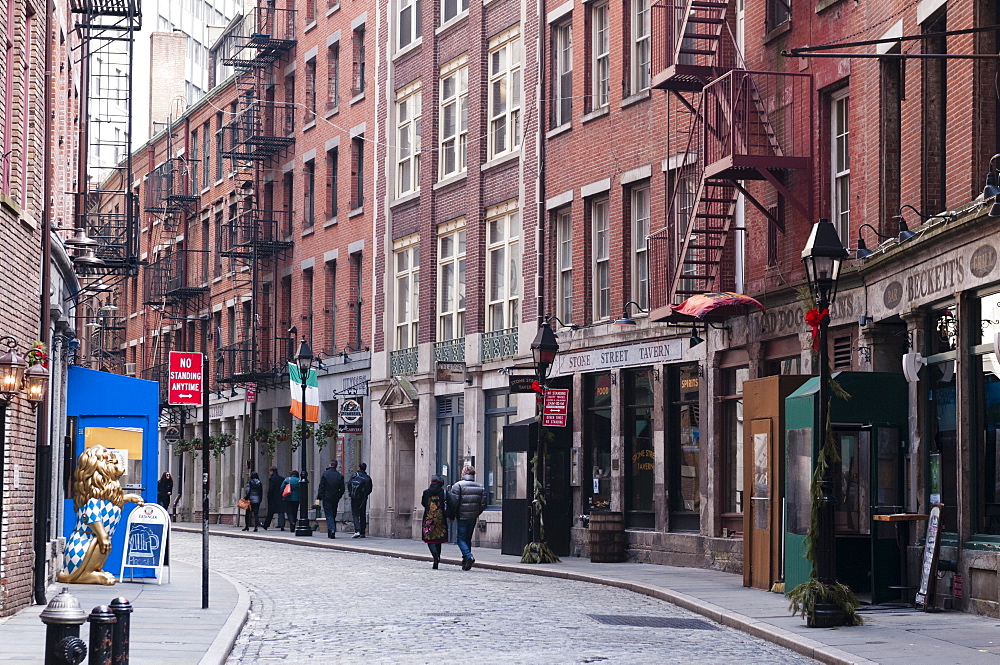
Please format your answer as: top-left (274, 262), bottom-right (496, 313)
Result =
top-left (140, 361), bottom-right (169, 405)
top-left (433, 338), bottom-right (465, 363)
top-left (481, 328), bottom-right (518, 363)
top-left (389, 347), bottom-right (418, 376)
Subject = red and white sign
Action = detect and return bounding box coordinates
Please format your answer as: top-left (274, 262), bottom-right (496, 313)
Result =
top-left (245, 382), bottom-right (257, 404)
top-left (168, 351), bottom-right (203, 406)
top-left (542, 388), bottom-right (570, 427)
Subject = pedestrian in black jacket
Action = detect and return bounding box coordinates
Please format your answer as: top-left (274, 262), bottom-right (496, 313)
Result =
top-left (316, 460), bottom-right (346, 538)
top-left (348, 463), bottom-right (373, 538)
top-left (421, 475), bottom-right (449, 569)
top-left (243, 471), bottom-right (264, 531)
top-left (261, 467), bottom-right (286, 531)
top-left (449, 465), bottom-right (488, 570)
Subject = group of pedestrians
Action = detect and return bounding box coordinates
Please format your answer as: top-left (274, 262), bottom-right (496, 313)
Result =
top-left (421, 464), bottom-right (489, 570)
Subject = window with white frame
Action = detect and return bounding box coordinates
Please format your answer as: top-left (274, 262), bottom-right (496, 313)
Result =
top-left (631, 185), bottom-right (650, 309)
top-left (631, 0), bottom-right (650, 93)
top-left (591, 1), bottom-right (610, 109)
top-left (486, 204), bottom-right (521, 332)
top-left (592, 197), bottom-right (610, 320)
top-left (488, 29), bottom-right (522, 159)
top-left (552, 20), bottom-right (572, 127)
top-left (439, 60), bottom-right (468, 179)
top-left (831, 89), bottom-right (850, 242)
top-left (438, 220), bottom-right (467, 341)
top-left (398, 0), bottom-right (422, 50)
top-left (396, 86), bottom-right (421, 197)
top-left (394, 236), bottom-right (420, 349)
top-left (557, 209), bottom-right (573, 322)
top-left (442, 0), bottom-right (467, 23)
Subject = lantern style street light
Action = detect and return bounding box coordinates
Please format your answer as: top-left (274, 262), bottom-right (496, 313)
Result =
top-left (294, 337), bottom-right (314, 537)
top-left (801, 219), bottom-right (849, 628)
top-left (523, 319), bottom-right (560, 563)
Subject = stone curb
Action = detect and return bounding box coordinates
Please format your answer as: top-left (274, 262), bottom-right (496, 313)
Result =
top-left (175, 526), bottom-right (877, 665)
top-left (198, 567), bottom-right (251, 665)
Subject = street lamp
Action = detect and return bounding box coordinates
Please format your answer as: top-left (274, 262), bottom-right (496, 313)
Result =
top-left (294, 337), bottom-right (314, 537)
top-left (0, 338), bottom-right (27, 404)
top-left (801, 218), bottom-right (849, 628)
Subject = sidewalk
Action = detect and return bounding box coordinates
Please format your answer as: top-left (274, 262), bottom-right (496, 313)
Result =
top-left (0, 556), bottom-right (248, 665)
top-left (177, 523), bottom-right (1000, 665)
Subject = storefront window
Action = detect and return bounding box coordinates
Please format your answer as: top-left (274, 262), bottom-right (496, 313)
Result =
top-left (436, 395), bottom-right (464, 486)
top-left (721, 367), bottom-right (748, 518)
top-left (974, 292), bottom-right (1000, 535)
top-left (484, 391), bottom-right (516, 507)
top-left (624, 369), bottom-right (655, 529)
top-left (765, 356), bottom-right (801, 376)
top-left (584, 373), bottom-right (612, 511)
top-left (669, 364), bottom-right (701, 531)
top-left (928, 305), bottom-right (957, 531)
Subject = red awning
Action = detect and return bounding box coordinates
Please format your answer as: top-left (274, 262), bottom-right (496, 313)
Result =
top-left (667, 292), bottom-right (765, 323)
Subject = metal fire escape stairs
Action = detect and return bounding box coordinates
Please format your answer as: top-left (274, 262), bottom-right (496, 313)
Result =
top-left (648, 0), bottom-right (813, 321)
top-left (218, 4), bottom-right (297, 390)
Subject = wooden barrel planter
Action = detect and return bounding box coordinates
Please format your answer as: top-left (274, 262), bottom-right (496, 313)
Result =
top-left (589, 511), bottom-right (626, 563)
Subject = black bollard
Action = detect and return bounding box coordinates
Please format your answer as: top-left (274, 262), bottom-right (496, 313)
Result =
top-left (109, 597), bottom-right (133, 665)
top-left (88, 605), bottom-right (117, 665)
top-left (39, 588), bottom-right (87, 665)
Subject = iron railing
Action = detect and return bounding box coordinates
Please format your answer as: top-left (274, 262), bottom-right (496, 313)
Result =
top-left (433, 338), bottom-right (465, 363)
top-left (389, 347), bottom-right (419, 376)
top-left (481, 328), bottom-right (518, 363)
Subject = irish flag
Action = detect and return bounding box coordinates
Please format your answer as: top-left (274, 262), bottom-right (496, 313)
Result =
top-left (288, 362), bottom-right (319, 423)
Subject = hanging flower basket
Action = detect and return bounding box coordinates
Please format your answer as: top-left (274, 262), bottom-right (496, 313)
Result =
top-left (210, 433), bottom-right (236, 459)
top-left (293, 423), bottom-right (314, 440)
top-left (273, 427), bottom-right (291, 442)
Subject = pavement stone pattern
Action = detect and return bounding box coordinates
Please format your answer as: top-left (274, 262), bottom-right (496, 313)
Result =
top-left (169, 532), bottom-right (814, 664)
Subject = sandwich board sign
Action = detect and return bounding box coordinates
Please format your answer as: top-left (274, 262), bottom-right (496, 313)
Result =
top-left (119, 503), bottom-right (171, 584)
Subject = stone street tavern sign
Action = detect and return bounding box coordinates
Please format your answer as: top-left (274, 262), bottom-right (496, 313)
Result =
top-left (552, 339), bottom-right (683, 377)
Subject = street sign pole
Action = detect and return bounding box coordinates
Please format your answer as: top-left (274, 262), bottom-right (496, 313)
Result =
top-left (200, 327), bottom-right (210, 610)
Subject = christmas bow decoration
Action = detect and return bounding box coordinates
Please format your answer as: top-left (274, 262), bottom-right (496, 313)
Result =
top-left (805, 308), bottom-right (829, 350)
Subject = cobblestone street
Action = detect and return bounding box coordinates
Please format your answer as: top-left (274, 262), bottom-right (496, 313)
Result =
top-left (170, 532), bottom-right (813, 664)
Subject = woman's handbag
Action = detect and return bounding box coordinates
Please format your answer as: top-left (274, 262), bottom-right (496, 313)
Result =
top-left (237, 497), bottom-right (251, 510)
top-left (282, 482), bottom-right (292, 498)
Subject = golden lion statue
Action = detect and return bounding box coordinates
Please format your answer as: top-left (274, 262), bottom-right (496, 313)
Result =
top-left (58, 445), bottom-right (144, 585)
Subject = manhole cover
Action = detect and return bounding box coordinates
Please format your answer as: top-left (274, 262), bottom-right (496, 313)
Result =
top-left (587, 614), bottom-right (720, 630)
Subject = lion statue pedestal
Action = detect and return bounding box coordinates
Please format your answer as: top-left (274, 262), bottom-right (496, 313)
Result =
top-left (58, 445), bottom-right (144, 585)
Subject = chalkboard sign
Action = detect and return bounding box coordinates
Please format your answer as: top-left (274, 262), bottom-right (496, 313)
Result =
top-left (119, 503), bottom-right (171, 584)
top-left (915, 504), bottom-right (942, 609)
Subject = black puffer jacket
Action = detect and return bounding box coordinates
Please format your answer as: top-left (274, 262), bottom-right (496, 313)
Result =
top-left (448, 475), bottom-right (488, 521)
top-left (246, 478), bottom-right (264, 503)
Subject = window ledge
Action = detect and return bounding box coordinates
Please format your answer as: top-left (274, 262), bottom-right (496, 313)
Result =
top-left (212, 277), bottom-right (223, 284)
top-left (201, 186), bottom-right (211, 195)
top-left (481, 150), bottom-right (521, 173)
top-left (324, 106), bottom-right (340, 119)
top-left (763, 20), bottom-right (792, 44)
top-left (391, 190), bottom-right (421, 208)
top-left (348, 207), bottom-right (364, 218)
top-left (437, 10), bottom-right (469, 36)
top-left (304, 20), bottom-right (318, 33)
top-left (350, 92), bottom-right (366, 106)
top-left (582, 106), bottom-right (610, 124)
top-left (129, 312), bottom-right (138, 319)
top-left (301, 226), bottom-right (315, 237)
top-left (214, 179), bottom-right (224, 187)
top-left (393, 38), bottom-right (422, 62)
top-left (620, 89), bottom-right (651, 109)
top-left (326, 3), bottom-right (340, 17)
top-left (323, 216), bottom-right (338, 228)
top-left (433, 171), bottom-right (467, 191)
top-left (303, 119), bottom-right (316, 132)
top-left (546, 123), bottom-right (572, 139)
top-left (815, 0), bottom-right (842, 14)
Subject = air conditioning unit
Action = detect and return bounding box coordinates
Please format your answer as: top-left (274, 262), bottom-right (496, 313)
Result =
top-left (124, 363), bottom-right (137, 377)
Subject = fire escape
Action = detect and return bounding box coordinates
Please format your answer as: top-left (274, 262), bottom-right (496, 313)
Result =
top-left (68, 0), bottom-right (142, 370)
top-left (218, 3), bottom-right (297, 388)
top-left (141, 126), bottom-right (204, 405)
top-left (647, 1), bottom-right (813, 321)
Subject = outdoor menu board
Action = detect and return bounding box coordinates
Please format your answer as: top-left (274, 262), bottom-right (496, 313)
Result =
top-left (119, 502), bottom-right (171, 584)
top-left (915, 504), bottom-right (942, 610)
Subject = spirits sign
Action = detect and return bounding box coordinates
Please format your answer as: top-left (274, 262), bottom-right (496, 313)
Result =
top-left (168, 352), bottom-right (203, 406)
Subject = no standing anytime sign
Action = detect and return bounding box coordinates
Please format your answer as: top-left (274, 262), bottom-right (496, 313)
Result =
top-left (168, 351), bottom-right (204, 406)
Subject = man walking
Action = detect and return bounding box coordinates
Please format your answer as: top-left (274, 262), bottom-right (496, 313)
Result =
top-left (449, 465), bottom-right (488, 570)
top-left (347, 463), bottom-right (373, 538)
top-left (316, 460), bottom-right (346, 538)
top-left (262, 466), bottom-right (286, 531)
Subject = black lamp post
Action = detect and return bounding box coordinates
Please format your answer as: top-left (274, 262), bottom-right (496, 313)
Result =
top-left (801, 218), bottom-right (848, 628)
top-left (294, 337), bottom-right (314, 537)
top-left (525, 319), bottom-right (559, 559)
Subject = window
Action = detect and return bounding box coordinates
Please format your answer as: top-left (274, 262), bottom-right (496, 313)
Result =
top-left (485, 391), bottom-right (516, 506)
top-left (591, 197), bottom-right (610, 320)
top-left (488, 30), bottom-right (522, 158)
top-left (439, 61), bottom-right (468, 179)
top-left (880, 55), bottom-right (902, 230)
top-left (190, 129), bottom-right (199, 194)
top-left (327, 43), bottom-right (340, 111)
top-left (590, 1), bottom-right (610, 110)
top-left (552, 20), bottom-right (572, 127)
top-left (830, 89), bottom-right (850, 241)
top-left (398, 0), bottom-right (421, 50)
top-left (200, 217), bottom-right (209, 283)
top-left (631, 185), bottom-right (650, 309)
top-left (282, 172), bottom-right (294, 235)
top-left (486, 205), bottom-right (521, 332)
top-left (556, 208), bottom-right (573, 322)
top-left (214, 112), bottom-right (224, 181)
top-left (928, 305), bottom-right (958, 530)
top-left (922, 11), bottom-right (946, 215)
top-left (303, 269), bottom-right (314, 341)
top-left (396, 88), bottom-right (421, 197)
top-left (669, 364), bottom-right (701, 531)
top-left (624, 368), bottom-right (655, 529)
top-left (303, 160), bottom-right (315, 229)
top-left (304, 58), bottom-right (317, 123)
top-left (437, 222), bottom-right (466, 341)
top-left (630, 0), bottom-right (650, 93)
top-left (351, 135), bottom-right (364, 208)
top-left (213, 210), bottom-right (223, 277)
top-left (351, 251), bottom-right (363, 349)
top-left (721, 368), bottom-right (748, 522)
top-left (585, 373), bottom-right (612, 511)
top-left (326, 260), bottom-right (337, 350)
top-left (394, 237), bottom-right (420, 349)
top-left (326, 147), bottom-right (338, 219)
top-left (2, 0), bottom-right (13, 191)
top-left (442, 0), bottom-right (467, 23)
top-left (305, 0), bottom-right (315, 22)
top-left (352, 25), bottom-right (366, 95)
top-left (766, 0), bottom-right (790, 33)
top-left (974, 293), bottom-right (1000, 535)
top-left (284, 74), bottom-right (296, 134)
top-left (202, 121), bottom-right (211, 189)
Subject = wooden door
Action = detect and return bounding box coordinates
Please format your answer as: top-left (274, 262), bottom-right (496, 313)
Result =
top-left (745, 417), bottom-right (774, 589)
